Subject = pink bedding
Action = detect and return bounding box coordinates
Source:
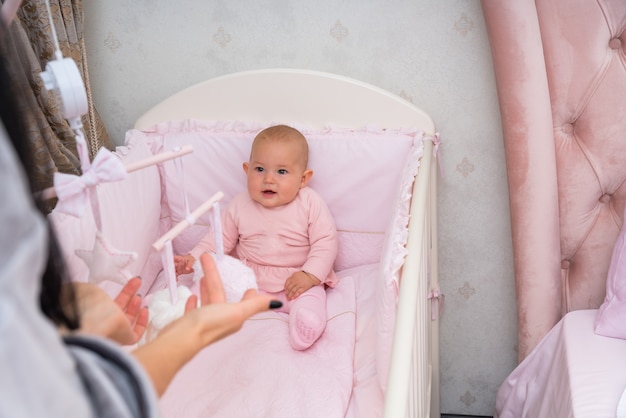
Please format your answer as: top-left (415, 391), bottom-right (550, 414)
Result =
top-left (496, 310), bottom-right (626, 417)
top-left (50, 119), bottom-right (428, 417)
top-left (158, 269), bottom-right (358, 417)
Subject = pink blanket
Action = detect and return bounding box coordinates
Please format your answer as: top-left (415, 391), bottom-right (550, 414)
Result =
top-left (159, 273), bottom-right (356, 417)
top-left (496, 310), bottom-right (626, 417)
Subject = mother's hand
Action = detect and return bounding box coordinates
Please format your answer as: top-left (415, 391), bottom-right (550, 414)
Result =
top-left (133, 253), bottom-right (281, 396)
top-left (181, 253), bottom-right (279, 344)
top-left (71, 278), bottom-right (148, 345)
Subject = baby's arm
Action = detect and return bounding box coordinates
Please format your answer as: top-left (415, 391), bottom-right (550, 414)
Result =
top-left (284, 271), bottom-right (321, 301)
top-left (174, 254), bottom-right (196, 275)
top-left (301, 192), bottom-right (339, 285)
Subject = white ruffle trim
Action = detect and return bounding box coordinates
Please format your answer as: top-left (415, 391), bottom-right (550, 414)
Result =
top-left (380, 131), bottom-right (426, 291)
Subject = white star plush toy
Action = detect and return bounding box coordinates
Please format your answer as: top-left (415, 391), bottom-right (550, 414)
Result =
top-left (75, 231), bottom-right (137, 285)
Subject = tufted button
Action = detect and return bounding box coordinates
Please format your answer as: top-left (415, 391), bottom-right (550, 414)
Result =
top-left (562, 123), bottom-right (574, 134)
top-left (609, 37), bottom-right (622, 50)
top-left (600, 193), bottom-right (611, 203)
top-left (561, 260), bottom-right (570, 270)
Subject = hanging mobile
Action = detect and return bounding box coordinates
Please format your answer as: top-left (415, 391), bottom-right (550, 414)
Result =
top-left (38, 0), bottom-right (193, 286)
top-left (143, 149), bottom-right (257, 344)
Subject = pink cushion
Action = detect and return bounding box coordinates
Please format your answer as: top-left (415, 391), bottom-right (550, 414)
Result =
top-left (134, 119), bottom-right (420, 271)
top-left (595, 205), bottom-right (626, 339)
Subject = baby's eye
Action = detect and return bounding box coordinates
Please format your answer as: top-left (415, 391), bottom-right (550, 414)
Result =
top-left (254, 167), bottom-right (264, 173)
top-left (277, 169), bottom-right (288, 175)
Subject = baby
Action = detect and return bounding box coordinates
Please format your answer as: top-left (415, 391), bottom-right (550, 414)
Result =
top-left (175, 125), bottom-right (339, 350)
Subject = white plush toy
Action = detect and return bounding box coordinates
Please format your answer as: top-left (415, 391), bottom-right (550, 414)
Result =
top-left (141, 285), bottom-right (193, 344)
top-left (141, 253), bottom-right (258, 344)
top-left (190, 254), bottom-right (258, 302)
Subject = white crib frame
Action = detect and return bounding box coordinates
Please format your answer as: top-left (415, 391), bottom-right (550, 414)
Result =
top-left (134, 69), bottom-right (440, 418)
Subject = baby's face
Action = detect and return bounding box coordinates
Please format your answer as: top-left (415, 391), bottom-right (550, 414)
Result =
top-left (244, 140), bottom-right (308, 208)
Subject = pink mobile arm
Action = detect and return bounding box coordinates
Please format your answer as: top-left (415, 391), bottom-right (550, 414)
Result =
top-left (37, 145), bottom-right (194, 201)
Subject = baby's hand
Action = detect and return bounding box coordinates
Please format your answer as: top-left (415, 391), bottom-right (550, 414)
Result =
top-left (284, 271), bottom-right (321, 301)
top-left (174, 254), bottom-right (196, 276)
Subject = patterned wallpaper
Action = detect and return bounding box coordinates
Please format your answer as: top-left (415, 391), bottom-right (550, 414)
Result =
top-left (83, 1), bottom-right (517, 415)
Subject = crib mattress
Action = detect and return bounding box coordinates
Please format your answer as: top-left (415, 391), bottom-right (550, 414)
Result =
top-left (156, 263), bottom-right (390, 418)
top-left (496, 309), bottom-right (626, 417)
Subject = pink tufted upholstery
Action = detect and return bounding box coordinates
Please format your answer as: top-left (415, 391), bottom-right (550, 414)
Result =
top-left (482, 0), bottom-right (626, 360)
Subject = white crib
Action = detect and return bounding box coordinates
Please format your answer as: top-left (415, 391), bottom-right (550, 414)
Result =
top-left (135, 69), bottom-right (440, 418)
top-left (53, 69), bottom-right (440, 417)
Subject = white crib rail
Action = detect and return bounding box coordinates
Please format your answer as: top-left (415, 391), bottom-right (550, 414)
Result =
top-left (383, 139), bottom-right (439, 418)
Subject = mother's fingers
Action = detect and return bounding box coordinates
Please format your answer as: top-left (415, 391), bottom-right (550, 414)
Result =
top-left (238, 293), bottom-right (280, 318)
top-left (240, 288), bottom-right (259, 301)
top-left (199, 253), bottom-right (226, 305)
top-left (196, 254), bottom-right (283, 319)
top-left (124, 292), bottom-right (143, 321)
top-left (114, 277), bottom-right (143, 310)
top-left (134, 307), bottom-right (149, 333)
top-left (184, 294), bottom-right (198, 313)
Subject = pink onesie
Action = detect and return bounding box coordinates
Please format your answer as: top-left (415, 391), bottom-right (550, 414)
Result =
top-left (190, 186), bottom-right (339, 350)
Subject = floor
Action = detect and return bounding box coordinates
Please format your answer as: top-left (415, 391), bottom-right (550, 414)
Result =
top-left (441, 415), bottom-right (493, 418)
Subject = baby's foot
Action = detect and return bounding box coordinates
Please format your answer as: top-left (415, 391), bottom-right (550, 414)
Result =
top-left (289, 308), bottom-right (325, 350)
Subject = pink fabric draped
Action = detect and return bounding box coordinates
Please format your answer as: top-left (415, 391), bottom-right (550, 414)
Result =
top-left (481, 0), bottom-right (626, 361)
top-left (481, 0), bottom-right (561, 360)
